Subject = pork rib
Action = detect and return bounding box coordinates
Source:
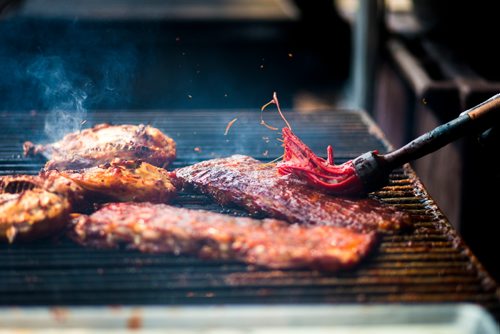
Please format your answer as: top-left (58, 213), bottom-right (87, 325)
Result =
top-left (172, 155), bottom-right (410, 233)
top-left (70, 202), bottom-right (377, 271)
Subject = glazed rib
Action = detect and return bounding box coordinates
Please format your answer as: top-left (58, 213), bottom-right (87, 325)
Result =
top-left (173, 155), bottom-right (410, 233)
top-left (70, 202), bottom-right (377, 271)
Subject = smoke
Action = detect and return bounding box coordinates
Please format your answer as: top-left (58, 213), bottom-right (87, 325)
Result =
top-left (24, 47), bottom-right (138, 142)
top-left (27, 56), bottom-right (90, 141)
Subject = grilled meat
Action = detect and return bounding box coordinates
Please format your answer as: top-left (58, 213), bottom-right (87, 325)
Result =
top-left (61, 159), bottom-right (176, 203)
top-left (39, 171), bottom-right (89, 209)
top-left (0, 189), bottom-right (71, 243)
top-left (0, 156), bottom-right (176, 243)
top-left (70, 202), bottom-right (377, 271)
top-left (1, 158), bottom-right (175, 215)
top-left (24, 123), bottom-right (176, 170)
top-left (0, 175), bottom-right (40, 194)
top-left (173, 155), bottom-right (411, 233)
top-left (1, 173), bottom-right (89, 212)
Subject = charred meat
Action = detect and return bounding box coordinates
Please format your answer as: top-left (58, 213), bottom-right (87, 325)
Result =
top-left (1, 173), bottom-right (89, 212)
top-left (2, 158), bottom-right (176, 211)
top-left (173, 155), bottom-right (411, 233)
top-left (61, 159), bottom-right (176, 203)
top-left (39, 171), bottom-right (89, 209)
top-left (0, 175), bottom-right (40, 194)
top-left (24, 123), bottom-right (176, 170)
top-left (70, 202), bottom-right (377, 271)
top-left (0, 188), bottom-right (71, 243)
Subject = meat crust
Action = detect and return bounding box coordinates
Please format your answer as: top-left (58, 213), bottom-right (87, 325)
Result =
top-left (23, 123), bottom-right (176, 170)
top-left (1, 173), bottom-right (90, 212)
top-left (0, 175), bottom-right (40, 194)
top-left (0, 188), bottom-right (71, 243)
top-left (1, 158), bottom-right (176, 217)
top-left (69, 202), bottom-right (377, 271)
top-left (61, 159), bottom-right (176, 203)
top-left (173, 155), bottom-right (411, 233)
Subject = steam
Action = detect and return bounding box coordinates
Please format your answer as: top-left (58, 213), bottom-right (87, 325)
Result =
top-left (27, 56), bottom-right (90, 142)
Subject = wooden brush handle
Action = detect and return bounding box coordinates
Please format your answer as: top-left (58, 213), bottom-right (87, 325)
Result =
top-left (464, 93), bottom-right (500, 120)
top-left (383, 93), bottom-right (500, 168)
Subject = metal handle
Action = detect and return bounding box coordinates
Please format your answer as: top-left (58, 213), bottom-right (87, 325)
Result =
top-left (382, 93), bottom-right (500, 168)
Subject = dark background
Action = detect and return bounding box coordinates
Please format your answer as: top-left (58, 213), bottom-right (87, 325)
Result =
top-left (0, 0), bottom-right (351, 111)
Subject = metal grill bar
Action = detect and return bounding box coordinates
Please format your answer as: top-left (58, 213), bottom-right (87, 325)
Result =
top-left (0, 110), bottom-right (498, 319)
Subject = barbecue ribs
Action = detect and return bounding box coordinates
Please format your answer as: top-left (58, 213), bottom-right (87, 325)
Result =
top-left (173, 155), bottom-right (411, 232)
top-left (70, 202), bottom-right (377, 271)
top-left (24, 123), bottom-right (176, 170)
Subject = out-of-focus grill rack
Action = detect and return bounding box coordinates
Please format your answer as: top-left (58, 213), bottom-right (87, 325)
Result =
top-left (0, 110), bottom-right (498, 319)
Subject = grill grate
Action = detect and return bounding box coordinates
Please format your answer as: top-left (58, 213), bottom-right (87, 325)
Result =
top-left (0, 110), bottom-right (498, 318)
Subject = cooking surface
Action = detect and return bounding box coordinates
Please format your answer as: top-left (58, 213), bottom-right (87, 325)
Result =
top-left (0, 110), bottom-right (498, 318)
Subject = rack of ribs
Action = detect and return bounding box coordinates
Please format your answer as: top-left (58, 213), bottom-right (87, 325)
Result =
top-left (172, 155), bottom-right (411, 233)
top-left (70, 202), bottom-right (377, 272)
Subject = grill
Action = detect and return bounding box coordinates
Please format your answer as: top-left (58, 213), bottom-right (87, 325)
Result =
top-left (1, 110), bottom-right (499, 318)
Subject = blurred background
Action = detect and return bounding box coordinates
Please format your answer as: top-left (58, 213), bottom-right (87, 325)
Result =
top-left (0, 0), bottom-right (499, 280)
